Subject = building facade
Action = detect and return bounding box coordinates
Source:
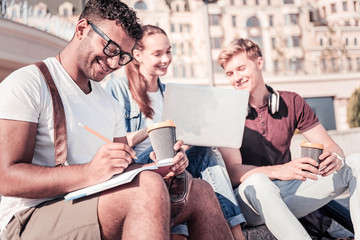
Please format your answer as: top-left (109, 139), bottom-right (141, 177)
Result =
top-left (1, 0), bottom-right (360, 130)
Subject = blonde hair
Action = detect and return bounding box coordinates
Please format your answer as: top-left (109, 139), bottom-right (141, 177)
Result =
top-left (217, 38), bottom-right (262, 69)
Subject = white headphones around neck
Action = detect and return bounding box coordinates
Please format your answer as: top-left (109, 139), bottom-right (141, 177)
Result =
top-left (266, 85), bottom-right (280, 115)
top-left (247, 85), bottom-right (280, 116)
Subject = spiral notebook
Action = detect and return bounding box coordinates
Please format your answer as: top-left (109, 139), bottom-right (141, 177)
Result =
top-left (162, 83), bottom-right (249, 149)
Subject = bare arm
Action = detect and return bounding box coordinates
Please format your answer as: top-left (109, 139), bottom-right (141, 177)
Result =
top-left (126, 128), bottom-right (148, 147)
top-left (0, 119), bottom-right (135, 199)
top-left (219, 124), bottom-right (344, 186)
top-left (302, 124), bottom-right (344, 176)
top-left (219, 146), bottom-right (320, 186)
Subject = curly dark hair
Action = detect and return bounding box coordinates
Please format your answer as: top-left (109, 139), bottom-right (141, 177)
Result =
top-left (79, 0), bottom-right (143, 40)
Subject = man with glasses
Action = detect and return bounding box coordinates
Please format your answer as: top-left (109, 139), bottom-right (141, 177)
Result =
top-left (0, 0), bottom-right (232, 239)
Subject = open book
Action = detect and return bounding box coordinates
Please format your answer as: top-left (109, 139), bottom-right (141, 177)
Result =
top-left (64, 158), bottom-right (174, 201)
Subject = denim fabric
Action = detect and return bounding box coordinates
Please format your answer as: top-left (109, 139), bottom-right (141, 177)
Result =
top-left (136, 146), bottom-right (247, 229)
top-left (186, 146), bottom-right (246, 227)
top-left (234, 153), bottom-right (360, 240)
top-left (105, 77), bottom-right (165, 134)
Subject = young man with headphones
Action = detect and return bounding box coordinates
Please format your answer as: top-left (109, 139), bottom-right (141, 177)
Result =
top-left (215, 38), bottom-right (360, 239)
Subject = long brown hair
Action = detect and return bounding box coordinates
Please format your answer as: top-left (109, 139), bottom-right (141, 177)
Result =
top-left (125, 25), bottom-right (167, 119)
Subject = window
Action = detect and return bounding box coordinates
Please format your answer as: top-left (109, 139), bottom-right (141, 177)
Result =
top-left (213, 60), bottom-right (224, 73)
top-left (331, 58), bottom-right (338, 72)
top-left (285, 13), bottom-right (299, 25)
top-left (243, 0), bottom-right (247, 5)
top-left (287, 36), bottom-right (300, 48)
top-left (357, 57), bottom-right (360, 70)
top-left (269, 15), bottom-right (273, 26)
top-left (329, 38), bottom-right (332, 46)
top-left (289, 58), bottom-right (303, 72)
top-left (171, 23), bottom-right (175, 32)
top-left (173, 65), bottom-right (179, 78)
top-left (185, 24), bottom-right (191, 33)
top-left (346, 38), bottom-right (349, 45)
top-left (134, 1), bottom-right (147, 10)
top-left (331, 3), bottom-right (336, 13)
top-left (175, 5), bottom-right (180, 12)
top-left (343, 1), bottom-right (348, 11)
top-left (347, 57), bottom-right (352, 71)
top-left (181, 66), bottom-right (186, 77)
top-left (304, 97), bottom-right (336, 130)
top-left (284, 0), bottom-right (294, 3)
top-left (230, 0), bottom-right (235, 5)
top-left (355, 38), bottom-right (358, 45)
top-left (255, 0), bottom-right (259, 5)
top-left (321, 59), bottom-right (327, 71)
top-left (209, 14), bottom-right (220, 26)
top-left (211, 37), bottom-right (222, 49)
top-left (320, 38), bottom-right (323, 46)
top-left (172, 44), bottom-right (177, 55)
top-left (247, 16), bottom-right (260, 27)
top-left (273, 60), bottom-right (279, 73)
top-left (309, 11), bottom-right (314, 22)
top-left (271, 37), bottom-right (276, 48)
top-left (179, 24), bottom-right (183, 33)
top-left (232, 15), bottom-right (237, 27)
top-left (268, 0), bottom-right (271, 5)
top-left (355, 1), bottom-right (358, 11)
top-left (345, 21), bottom-right (350, 26)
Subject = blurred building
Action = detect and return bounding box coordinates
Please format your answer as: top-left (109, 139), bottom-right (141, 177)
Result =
top-left (1, 0), bottom-right (360, 130)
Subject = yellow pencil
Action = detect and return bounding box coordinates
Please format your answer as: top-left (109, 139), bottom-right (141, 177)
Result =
top-left (78, 122), bottom-right (137, 159)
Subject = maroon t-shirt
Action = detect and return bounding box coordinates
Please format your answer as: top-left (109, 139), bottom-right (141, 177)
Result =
top-left (240, 91), bottom-right (319, 166)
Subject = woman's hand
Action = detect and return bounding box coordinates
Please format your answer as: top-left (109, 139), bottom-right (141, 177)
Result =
top-left (150, 139), bottom-right (189, 179)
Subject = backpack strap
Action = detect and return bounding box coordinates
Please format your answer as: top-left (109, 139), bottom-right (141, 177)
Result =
top-left (35, 61), bottom-right (68, 166)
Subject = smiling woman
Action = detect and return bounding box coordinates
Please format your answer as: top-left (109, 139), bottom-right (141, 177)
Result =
top-left (105, 25), bottom-right (172, 154)
top-left (105, 25), bottom-right (194, 239)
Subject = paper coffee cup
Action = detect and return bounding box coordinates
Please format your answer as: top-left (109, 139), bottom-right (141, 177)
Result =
top-left (300, 141), bottom-right (324, 164)
top-left (147, 120), bottom-right (177, 161)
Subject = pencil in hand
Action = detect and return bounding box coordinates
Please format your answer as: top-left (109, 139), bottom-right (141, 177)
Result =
top-left (78, 122), bottom-right (138, 159)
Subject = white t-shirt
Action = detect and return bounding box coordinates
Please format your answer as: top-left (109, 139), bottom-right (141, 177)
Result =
top-left (0, 57), bottom-right (126, 233)
top-left (134, 89), bottom-right (163, 154)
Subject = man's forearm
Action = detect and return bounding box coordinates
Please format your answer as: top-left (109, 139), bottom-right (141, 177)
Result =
top-left (228, 164), bottom-right (278, 185)
top-left (0, 163), bottom-right (92, 199)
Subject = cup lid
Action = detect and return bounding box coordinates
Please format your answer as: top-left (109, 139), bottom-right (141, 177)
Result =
top-left (147, 120), bottom-right (176, 134)
top-left (300, 141), bottom-right (324, 149)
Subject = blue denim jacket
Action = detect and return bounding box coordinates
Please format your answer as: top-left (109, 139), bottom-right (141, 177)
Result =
top-left (105, 77), bottom-right (165, 133)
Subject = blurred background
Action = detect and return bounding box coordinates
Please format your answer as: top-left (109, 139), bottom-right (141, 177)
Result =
top-left (1, 0), bottom-right (359, 156)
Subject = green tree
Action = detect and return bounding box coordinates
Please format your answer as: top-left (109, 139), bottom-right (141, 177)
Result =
top-left (347, 87), bottom-right (360, 128)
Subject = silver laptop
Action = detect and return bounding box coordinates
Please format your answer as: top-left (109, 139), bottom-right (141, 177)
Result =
top-left (162, 83), bottom-right (249, 148)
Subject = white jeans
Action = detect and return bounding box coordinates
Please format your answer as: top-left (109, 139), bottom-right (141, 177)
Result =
top-left (235, 153), bottom-right (360, 240)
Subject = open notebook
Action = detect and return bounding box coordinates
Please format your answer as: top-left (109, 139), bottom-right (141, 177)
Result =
top-left (162, 83), bottom-right (249, 149)
top-left (64, 159), bottom-right (173, 201)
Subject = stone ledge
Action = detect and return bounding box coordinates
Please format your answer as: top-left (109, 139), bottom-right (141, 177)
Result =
top-left (242, 225), bottom-right (276, 240)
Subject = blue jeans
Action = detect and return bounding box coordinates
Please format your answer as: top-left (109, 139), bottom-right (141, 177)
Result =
top-left (136, 146), bottom-right (246, 232)
top-left (186, 146), bottom-right (246, 228)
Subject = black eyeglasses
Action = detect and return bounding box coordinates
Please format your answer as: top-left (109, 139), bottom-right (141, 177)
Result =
top-left (88, 21), bottom-right (133, 66)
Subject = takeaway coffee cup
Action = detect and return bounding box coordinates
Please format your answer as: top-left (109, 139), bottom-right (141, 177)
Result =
top-left (147, 120), bottom-right (177, 161)
top-left (300, 141), bottom-right (324, 165)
